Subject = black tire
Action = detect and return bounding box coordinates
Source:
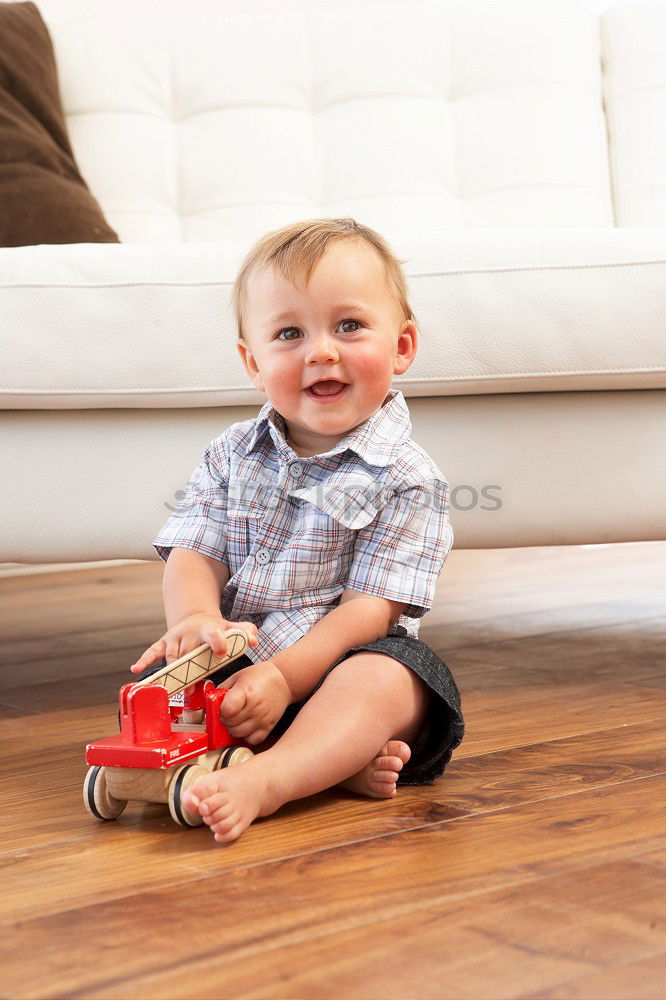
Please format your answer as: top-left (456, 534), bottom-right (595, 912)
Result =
top-left (167, 764), bottom-right (206, 827)
top-left (83, 765), bottom-right (127, 820)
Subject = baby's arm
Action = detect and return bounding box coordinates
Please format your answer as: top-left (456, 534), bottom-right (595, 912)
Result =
top-left (271, 589), bottom-right (406, 702)
top-left (210, 593), bottom-right (399, 743)
top-left (162, 547), bottom-right (230, 627)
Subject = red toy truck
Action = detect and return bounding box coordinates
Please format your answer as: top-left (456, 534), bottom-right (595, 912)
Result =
top-left (84, 629), bottom-right (254, 827)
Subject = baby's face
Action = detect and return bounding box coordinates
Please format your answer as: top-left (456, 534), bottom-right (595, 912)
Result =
top-left (236, 241), bottom-right (416, 457)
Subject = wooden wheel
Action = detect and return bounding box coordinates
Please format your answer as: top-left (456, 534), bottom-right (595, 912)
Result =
top-left (215, 746), bottom-right (255, 768)
top-left (167, 764), bottom-right (208, 827)
top-left (84, 765), bottom-right (127, 820)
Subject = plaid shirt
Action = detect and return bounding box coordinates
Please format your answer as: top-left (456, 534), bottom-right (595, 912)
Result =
top-left (153, 388), bottom-right (453, 662)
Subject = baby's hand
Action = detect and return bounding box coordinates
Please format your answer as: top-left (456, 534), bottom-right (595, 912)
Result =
top-left (218, 659), bottom-right (292, 745)
top-left (129, 613), bottom-right (259, 673)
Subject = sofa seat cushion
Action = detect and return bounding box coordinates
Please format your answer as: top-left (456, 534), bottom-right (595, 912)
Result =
top-left (1, 228), bottom-right (665, 409)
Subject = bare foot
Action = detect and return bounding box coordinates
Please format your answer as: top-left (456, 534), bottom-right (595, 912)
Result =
top-left (182, 758), bottom-right (283, 844)
top-left (338, 740), bottom-right (412, 799)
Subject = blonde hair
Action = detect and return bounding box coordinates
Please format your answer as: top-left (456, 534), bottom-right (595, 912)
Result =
top-left (232, 217), bottom-right (417, 342)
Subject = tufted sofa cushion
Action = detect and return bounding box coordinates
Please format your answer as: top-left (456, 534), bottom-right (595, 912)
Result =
top-left (35, 0), bottom-right (619, 242)
top-left (602, 4), bottom-right (666, 225)
top-left (28, 0), bottom-right (666, 239)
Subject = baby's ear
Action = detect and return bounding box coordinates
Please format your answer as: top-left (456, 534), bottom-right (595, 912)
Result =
top-left (236, 340), bottom-right (265, 392)
top-left (393, 319), bottom-right (417, 375)
top-left (235, 338), bottom-right (250, 369)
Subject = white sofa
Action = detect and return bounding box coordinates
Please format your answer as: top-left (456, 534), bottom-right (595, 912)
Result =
top-left (1, 0), bottom-right (665, 563)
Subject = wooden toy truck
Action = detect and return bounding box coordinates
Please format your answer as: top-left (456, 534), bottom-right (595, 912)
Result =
top-left (84, 629), bottom-right (254, 827)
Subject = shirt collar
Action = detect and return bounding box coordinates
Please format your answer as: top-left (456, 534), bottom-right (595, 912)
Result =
top-left (242, 388), bottom-right (412, 467)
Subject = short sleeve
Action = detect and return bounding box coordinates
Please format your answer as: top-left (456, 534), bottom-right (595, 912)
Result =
top-left (152, 437), bottom-right (229, 565)
top-left (345, 480), bottom-right (453, 618)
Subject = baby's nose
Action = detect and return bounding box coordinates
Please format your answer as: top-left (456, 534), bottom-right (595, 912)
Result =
top-left (305, 334), bottom-right (339, 363)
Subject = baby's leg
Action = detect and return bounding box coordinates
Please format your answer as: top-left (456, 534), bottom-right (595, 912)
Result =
top-left (183, 651), bottom-right (431, 844)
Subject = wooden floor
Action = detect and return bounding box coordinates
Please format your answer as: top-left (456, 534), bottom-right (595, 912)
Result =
top-left (1, 542), bottom-right (665, 999)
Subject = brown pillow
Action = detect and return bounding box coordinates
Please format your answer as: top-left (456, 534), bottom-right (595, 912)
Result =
top-left (0, 1), bottom-right (120, 247)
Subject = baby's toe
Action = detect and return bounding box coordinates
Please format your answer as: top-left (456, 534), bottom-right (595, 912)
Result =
top-left (201, 799), bottom-right (231, 825)
top-left (183, 774), bottom-right (221, 813)
top-left (190, 773), bottom-right (220, 799)
top-left (200, 791), bottom-right (228, 813)
top-left (371, 775), bottom-right (399, 797)
top-left (376, 756), bottom-right (404, 774)
top-left (211, 811), bottom-right (241, 835)
top-left (384, 740), bottom-right (412, 765)
top-left (214, 820), bottom-right (244, 843)
top-left (209, 801), bottom-right (236, 827)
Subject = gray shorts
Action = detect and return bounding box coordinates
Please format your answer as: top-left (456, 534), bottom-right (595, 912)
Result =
top-left (147, 626), bottom-right (464, 786)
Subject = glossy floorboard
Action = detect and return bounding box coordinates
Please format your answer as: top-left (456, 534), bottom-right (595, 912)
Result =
top-left (1, 543), bottom-right (665, 998)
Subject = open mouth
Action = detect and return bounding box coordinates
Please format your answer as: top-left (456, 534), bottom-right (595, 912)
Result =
top-left (305, 380), bottom-right (348, 399)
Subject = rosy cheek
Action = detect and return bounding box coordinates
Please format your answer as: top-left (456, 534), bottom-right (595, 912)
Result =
top-left (262, 355), bottom-right (296, 380)
top-left (347, 350), bottom-right (386, 377)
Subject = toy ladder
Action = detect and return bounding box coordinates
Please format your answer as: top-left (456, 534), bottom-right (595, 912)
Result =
top-left (133, 628), bottom-right (250, 697)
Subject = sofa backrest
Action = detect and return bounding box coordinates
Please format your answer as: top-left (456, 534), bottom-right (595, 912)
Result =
top-left (34, 0), bottom-right (666, 244)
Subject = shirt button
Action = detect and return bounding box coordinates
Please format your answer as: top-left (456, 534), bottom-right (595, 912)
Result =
top-left (288, 461), bottom-right (304, 478)
top-left (255, 548), bottom-right (271, 565)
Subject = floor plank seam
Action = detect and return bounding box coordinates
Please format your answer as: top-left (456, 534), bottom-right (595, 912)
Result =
top-left (5, 769), bottom-right (665, 921)
top-left (455, 718), bottom-right (666, 759)
top-left (623, 854), bottom-right (666, 870)
top-left (437, 768), bottom-right (666, 819)
top-left (439, 608), bottom-right (666, 654)
top-left (57, 853), bottom-right (666, 998)
top-left (3, 623), bottom-right (166, 655)
top-left (0, 803), bottom-right (466, 873)
top-left (2, 751), bottom-right (665, 866)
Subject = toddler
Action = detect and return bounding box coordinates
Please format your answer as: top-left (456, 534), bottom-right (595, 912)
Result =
top-left (130, 217), bottom-right (464, 844)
